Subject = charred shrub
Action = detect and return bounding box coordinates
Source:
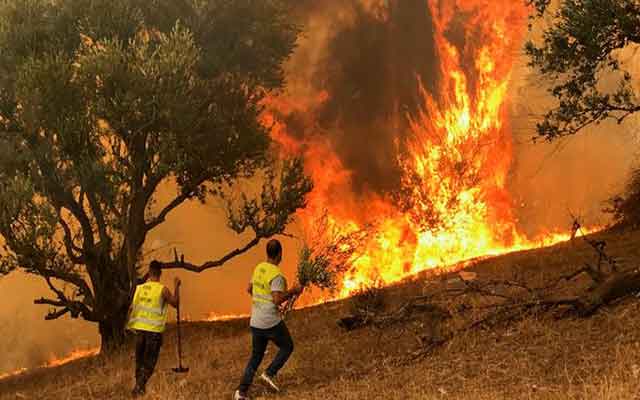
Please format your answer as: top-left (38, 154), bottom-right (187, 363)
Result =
top-left (350, 284), bottom-right (387, 316)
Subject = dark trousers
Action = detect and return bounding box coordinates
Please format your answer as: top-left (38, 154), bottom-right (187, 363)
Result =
top-left (238, 321), bottom-right (294, 393)
top-left (134, 330), bottom-right (163, 391)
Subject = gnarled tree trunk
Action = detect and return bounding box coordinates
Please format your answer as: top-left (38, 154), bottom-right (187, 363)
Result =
top-left (93, 261), bottom-right (134, 353)
top-left (99, 310), bottom-right (129, 352)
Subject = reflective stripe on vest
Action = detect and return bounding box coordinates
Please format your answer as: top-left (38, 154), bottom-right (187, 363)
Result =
top-left (251, 262), bottom-right (283, 305)
top-left (127, 281), bottom-right (168, 333)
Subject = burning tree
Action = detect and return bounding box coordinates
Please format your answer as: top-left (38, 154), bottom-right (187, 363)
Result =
top-left (267, 0), bottom-right (535, 295)
top-left (282, 212), bottom-right (370, 313)
top-left (0, 0), bottom-right (310, 350)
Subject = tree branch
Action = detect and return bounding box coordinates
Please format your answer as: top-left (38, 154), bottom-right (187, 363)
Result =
top-left (27, 137), bottom-right (97, 251)
top-left (41, 269), bottom-right (93, 302)
top-left (86, 191), bottom-right (110, 249)
top-left (45, 308), bottom-right (71, 320)
top-left (58, 217), bottom-right (85, 264)
top-left (34, 297), bottom-right (66, 307)
top-left (34, 292), bottom-right (97, 321)
top-left (44, 275), bottom-right (68, 303)
top-left (159, 236), bottom-right (262, 273)
top-left (144, 176), bottom-right (209, 232)
top-left (526, 0), bottom-right (640, 140)
top-left (33, 298), bottom-right (72, 321)
top-left (145, 190), bottom-right (193, 232)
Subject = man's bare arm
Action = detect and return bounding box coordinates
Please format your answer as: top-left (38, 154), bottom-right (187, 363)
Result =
top-left (272, 285), bottom-right (302, 306)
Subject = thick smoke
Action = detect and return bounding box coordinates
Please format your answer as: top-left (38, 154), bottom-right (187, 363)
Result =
top-left (282, 0), bottom-right (637, 232)
top-left (1, 0), bottom-right (637, 375)
top-left (0, 274), bottom-right (97, 375)
top-left (507, 39), bottom-right (638, 234)
top-left (282, 0), bottom-right (439, 194)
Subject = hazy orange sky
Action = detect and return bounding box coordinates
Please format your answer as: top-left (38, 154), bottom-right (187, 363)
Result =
top-left (1, 0), bottom-right (638, 375)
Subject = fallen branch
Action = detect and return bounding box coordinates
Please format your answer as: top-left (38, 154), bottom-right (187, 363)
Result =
top-left (338, 295), bottom-right (451, 331)
top-left (336, 217), bottom-right (640, 362)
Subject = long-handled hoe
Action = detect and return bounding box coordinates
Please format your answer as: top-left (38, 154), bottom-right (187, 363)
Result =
top-left (172, 249), bottom-right (189, 374)
top-left (172, 298), bottom-right (189, 374)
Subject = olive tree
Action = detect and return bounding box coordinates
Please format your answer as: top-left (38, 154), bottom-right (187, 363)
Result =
top-left (0, 0), bottom-right (311, 350)
top-left (526, 0), bottom-right (640, 139)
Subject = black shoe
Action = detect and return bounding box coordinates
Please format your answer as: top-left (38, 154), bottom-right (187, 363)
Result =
top-left (131, 386), bottom-right (145, 397)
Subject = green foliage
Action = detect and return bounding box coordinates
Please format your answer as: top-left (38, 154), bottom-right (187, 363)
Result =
top-left (526, 0), bottom-right (640, 139)
top-left (283, 217), bottom-right (369, 317)
top-left (225, 157), bottom-right (313, 239)
top-left (194, 0), bottom-right (299, 87)
top-left (0, 0), bottom-right (306, 343)
top-left (297, 245), bottom-right (334, 290)
top-left (295, 212), bottom-right (370, 293)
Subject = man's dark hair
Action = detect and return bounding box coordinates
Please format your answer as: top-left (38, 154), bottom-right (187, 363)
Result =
top-left (266, 239), bottom-right (282, 260)
top-left (149, 260), bottom-right (163, 278)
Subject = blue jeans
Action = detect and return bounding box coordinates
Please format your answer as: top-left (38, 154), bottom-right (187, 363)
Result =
top-left (238, 321), bottom-right (294, 393)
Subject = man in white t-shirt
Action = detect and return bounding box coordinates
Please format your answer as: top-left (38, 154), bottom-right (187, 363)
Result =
top-left (233, 239), bottom-right (302, 400)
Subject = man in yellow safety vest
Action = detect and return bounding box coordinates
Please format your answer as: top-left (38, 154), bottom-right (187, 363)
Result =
top-left (128, 260), bottom-right (181, 397)
top-left (234, 239), bottom-right (302, 400)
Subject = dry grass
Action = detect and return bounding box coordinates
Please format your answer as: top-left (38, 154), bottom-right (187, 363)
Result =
top-left (4, 229), bottom-right (640, 400)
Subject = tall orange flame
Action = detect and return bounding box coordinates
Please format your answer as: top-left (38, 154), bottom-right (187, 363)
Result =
top-left (266, 1), bottom-right (593, 300)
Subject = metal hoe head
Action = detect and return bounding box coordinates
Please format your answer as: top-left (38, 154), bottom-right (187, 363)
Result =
top-left (172, 366), bottom-right (190, 374)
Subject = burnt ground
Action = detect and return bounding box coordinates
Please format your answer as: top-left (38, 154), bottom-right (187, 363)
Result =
top-left (3, 228), bottom-right (640, 399)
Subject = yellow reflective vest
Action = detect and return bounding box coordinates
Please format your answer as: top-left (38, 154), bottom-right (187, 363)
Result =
top-left (251, 262), bottom-right (283, 305)
top-left (127, 281), bottom-right (168, 333)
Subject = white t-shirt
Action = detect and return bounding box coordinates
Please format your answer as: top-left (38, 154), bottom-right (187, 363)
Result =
top-left (250, 275), bottom-right (286, 329)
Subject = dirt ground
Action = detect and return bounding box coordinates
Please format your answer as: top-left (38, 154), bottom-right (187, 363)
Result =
top-left (3, 228), bottom-right (640, 400)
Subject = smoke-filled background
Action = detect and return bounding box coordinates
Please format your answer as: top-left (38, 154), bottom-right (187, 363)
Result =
top-left (280, 0), bottom-right (440, 195)
top-left (1, 0), bottom-right (637, 375)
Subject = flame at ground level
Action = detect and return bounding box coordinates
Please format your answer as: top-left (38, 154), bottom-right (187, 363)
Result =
top-left (265, 0), bottom-right (604, 302)
top-left (45, 348), bottom-right (100, 368)
top-left (202, 226), bottom-right (601, 314)
top-left (205, 313), bottom-right (249, 322)
top-left (0, 0), bottom-right (609, 382)
top-left (0, 227), bottom-right (600, 382)
top-left (336, 225), bottom-right (601, 298)
top-left (0, 348), bottom-right (99, 380)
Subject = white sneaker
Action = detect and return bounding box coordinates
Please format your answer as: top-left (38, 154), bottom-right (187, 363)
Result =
top-left (259, 373), bottom-right (280, 392)
top-left (233, 390), bottom-right (249, 400)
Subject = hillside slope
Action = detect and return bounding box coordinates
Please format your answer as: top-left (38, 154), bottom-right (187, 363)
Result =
top-left (3, 228), bottom-right (640, 400)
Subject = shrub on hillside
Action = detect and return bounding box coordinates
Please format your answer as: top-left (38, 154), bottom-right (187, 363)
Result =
top-left (607, 168), bottom-right (640, 228)
top-left (349, 284), bottom-right (387, 316)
